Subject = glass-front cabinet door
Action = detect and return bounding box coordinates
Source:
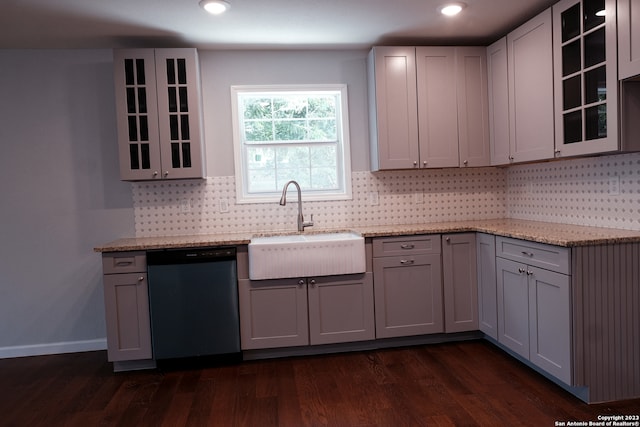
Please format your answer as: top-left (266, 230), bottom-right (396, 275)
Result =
top-left (113, 49), bottom-right (205, 181)
top-left (553, 0), bottom-right (618, 157)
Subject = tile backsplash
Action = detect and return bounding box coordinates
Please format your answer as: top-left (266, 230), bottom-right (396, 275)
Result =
top-left (132, 152), bottom-right (640, 237)
top-left (506, 152), bottom-right (640, 230)
top-left (133, 168), bottom-right (506, 237)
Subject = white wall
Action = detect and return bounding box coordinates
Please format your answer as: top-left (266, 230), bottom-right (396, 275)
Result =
top-left (0, 50), bottom-right (135, 357)
top-left (199, 50), bottom-right (372, 175)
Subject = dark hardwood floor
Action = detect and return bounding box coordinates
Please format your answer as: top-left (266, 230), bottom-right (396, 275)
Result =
top-left (1, 340), bottom-right (638, 426)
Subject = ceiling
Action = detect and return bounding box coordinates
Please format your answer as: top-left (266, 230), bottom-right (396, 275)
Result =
top-left (0, 0), bottom-right (557, 50)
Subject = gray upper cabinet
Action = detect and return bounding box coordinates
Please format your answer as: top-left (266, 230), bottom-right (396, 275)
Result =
top-left (113, 48), bottom-right (205, 181)
top-left (617, 0), bottom-right (640, 80)
top-left (507, 8), bottom-right (555, 163)
top-left (368, 46), bottom-right (490, 170)
top-left (486, 38), bottom-right (512, 166)
top-left (552, 0), bottom-right (619, 158)
top-left (368, 46), bottom-right (419, 170)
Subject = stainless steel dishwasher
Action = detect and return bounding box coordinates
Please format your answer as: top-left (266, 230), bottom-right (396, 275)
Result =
top-left (146, 247), bottom-right (240, 361)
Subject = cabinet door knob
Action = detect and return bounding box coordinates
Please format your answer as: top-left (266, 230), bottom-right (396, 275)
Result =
top-left (526, 270), bottom-right (533, 276)
top-left (463, 160), bottom-right (468, 166)
top-left (445, 237), bottom-right (450, 242)
top-left (508, 155), bottom-right (514, 161)
top-left (153, 171), bottom-right (158, 177)
top-left (164, 171), bottom-right (169, 177)
top-left (413, 161), bottom-right (418, 166)
top-left (298, 279), bottom-right (305, 286)
top-left (423, 160), bottom-right (427, 167)
top-left (309, 279), bottom-right (316, 286)
top-left (518, 267), bottom-right (526, 274)
top-left (138, 276), bottom-right (144, 281)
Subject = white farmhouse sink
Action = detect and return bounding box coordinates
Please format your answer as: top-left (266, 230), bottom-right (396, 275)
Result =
top-left (248, 232), bottom-right (366, 280)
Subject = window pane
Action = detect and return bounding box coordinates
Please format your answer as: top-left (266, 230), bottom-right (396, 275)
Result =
top-left (277, 168), bottom-right (310, 190)
top-left (248, 169), bottom-right (277, 193)
top-left (276, 146), bottom-right (311, 171)
top-left (246, 146), bottom-right (275, 170)
top-left (308, 96), bottom-right (337, 118)
top-left (310, 145), bottom-right (337, 167)
top-left (244, 121), bottom-right (273, 142)
top-left (308, 119), bottom-right (337, 140)
top-left (273, 96), bottom-right (307, 119)
top-left (243, 97), bottom-right (273, 119)
top-left (311, 167), bottom-right (338, 190)
top-left (275, 120), bottom-right (306, 141)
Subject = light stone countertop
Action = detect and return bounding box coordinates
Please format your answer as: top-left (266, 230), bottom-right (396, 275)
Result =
top-left (94, 219), bottom-right (640, 252)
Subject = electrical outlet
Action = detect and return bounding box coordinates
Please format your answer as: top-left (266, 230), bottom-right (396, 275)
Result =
top-left (219, 198), bottom-right (229, 213)
top-left (608, 176), bottom-right (620, 195)
top-left (368, 191), bottom-right (379, 206)
top-left (180, 198), bottom-right (191, 213)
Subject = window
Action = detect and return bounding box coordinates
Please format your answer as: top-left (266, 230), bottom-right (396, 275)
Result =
top-left (231, 85), bottom-right (352, 203)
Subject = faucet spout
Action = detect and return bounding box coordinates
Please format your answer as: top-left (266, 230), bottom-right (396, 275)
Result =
top-left (279, 180), bottom-right (313, 232)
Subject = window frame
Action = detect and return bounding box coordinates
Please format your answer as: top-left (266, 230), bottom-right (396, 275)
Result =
top-left (230, 84), bottom-right (352, 204)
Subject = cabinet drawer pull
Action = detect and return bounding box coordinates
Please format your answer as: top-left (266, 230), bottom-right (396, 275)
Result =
top-left (400, 244), bottom-right (415, 250)
top-left (400, 259), bottom-right (415, 265)
top-left (115, 260), bottom-right (134, 267)
top-left (521, 251), bottom-right (534, 257)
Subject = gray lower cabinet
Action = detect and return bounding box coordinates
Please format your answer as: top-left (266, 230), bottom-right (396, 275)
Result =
top-left (496, 237), bottom-right (572, 385)
top-left (238, 273), bottom-right (374, 350)
top-left (102, 252), bottom-right (152, 362)
top-left (476, 233), bottom-right (498, 339)
top-left (442, 233), bottom-right (478, 333)
top-left (372, 235), bottom-right (443, 338)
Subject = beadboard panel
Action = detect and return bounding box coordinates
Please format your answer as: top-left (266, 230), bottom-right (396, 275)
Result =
top-left (572, 243), bottom-right (640, 403)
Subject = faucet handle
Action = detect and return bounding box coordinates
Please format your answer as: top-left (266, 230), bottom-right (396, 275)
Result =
top-left (303, 214), bottom-right (314, 230)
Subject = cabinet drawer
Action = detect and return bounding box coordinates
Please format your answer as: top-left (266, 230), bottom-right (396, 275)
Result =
top-left (372, 235), bottom-right (441, 257)
top-left (102, 252), bottom-right (147, 274)
top-left (496, 237), bottom-right (569, 275)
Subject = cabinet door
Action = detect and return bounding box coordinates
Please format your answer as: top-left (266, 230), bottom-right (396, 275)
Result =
top-left (528, 266), bottom-right (572, 385)
top-left (113, 49), bottom-right (162, 181)
top-left (307, 273), bottom-right (375, 345)
top-left (456, 47), bottom-right (491, 168)
top-left (154, 49), bottom-right (206, 179)
top-left (416, 47), bottom-right (460, 168)
top-left (442, 233), bottom-right (479, 333)
top-left (368, 47), bottom-right (420, 170)
top-left (553, 0), bottom-right (618, 157)
top-left (496, 258), bottom-right (530, 359)
top-left (486, 38), bottom-right (512, 166)
top-left (238, 278), bottom-right (309, 350)
top-left (477, 233), bottom-right (498, 340)
top-left (507, 8), bottom-right (555, 163)
top-left (373, 253), bottom-right (443, 338)
top-left (618, 0), bottom-right (640, 80)
top-left (103, 273), bottom-right (152, 361)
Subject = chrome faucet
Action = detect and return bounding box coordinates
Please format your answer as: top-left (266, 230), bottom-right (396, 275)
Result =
top-left (279, 180), bottom-right (314, 232)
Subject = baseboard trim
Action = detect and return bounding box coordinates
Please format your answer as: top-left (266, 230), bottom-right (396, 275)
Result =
top-left (0, 338), bottom-right (107, 359)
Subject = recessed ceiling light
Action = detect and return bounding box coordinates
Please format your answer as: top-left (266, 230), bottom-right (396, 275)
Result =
top-left (440, 3), bottom-right (466, 17)
top-left (199, 0), bottom-right (230, 15)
